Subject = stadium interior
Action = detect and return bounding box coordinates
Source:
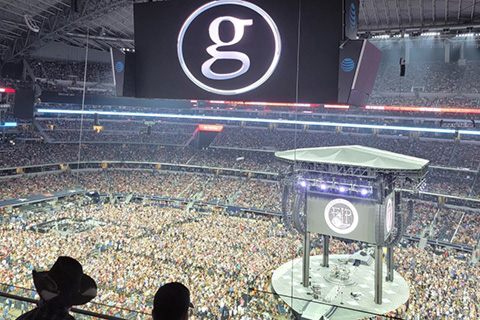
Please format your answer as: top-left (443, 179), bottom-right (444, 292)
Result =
top-left (1, 0), bottom-right (480, 319)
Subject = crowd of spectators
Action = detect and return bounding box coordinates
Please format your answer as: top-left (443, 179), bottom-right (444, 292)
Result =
top-left (0, 142), bottom-right (196, 168)
top-left (373, 60), bottom-right (480, 95)
top-left (1, 198), bottom-right (479, 319)
top-left (1, 133), bottom-right (479, 201)
top-left (29, 59), bottom-right (113, 84)
top-left (425, 169), bottom-right (476, 197)
top-left (1, 202), bottom-right (298, 319)
top-left (1, 167), bottom-right (479, 250)
top-left (37, 119), bottom-right (196, 145)
top-left (393, 244), bottom-right (480, 319)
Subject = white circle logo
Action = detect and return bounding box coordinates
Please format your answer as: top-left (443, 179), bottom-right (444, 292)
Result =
top-left (385, 198), bottom-right (393, 232)
top-left (324, 199), bottom-right (359, 235)
top-left (177, 0), bottom-right (282, 95)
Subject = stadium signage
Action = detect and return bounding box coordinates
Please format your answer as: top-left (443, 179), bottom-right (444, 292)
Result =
top-left (198, 124), bottom-right (224, 132)
top-left (177, 0), bottom-right (282, 95)
top-left (440, 119), bottom-right (475, 128)
top-left (324, 198), bottom-right (359, 234)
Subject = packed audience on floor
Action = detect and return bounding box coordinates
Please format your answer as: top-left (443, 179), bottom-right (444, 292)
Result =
top-left (1, 202), bottom-right (298, 319)
top-left (1, 198), bottom-right (479, 319)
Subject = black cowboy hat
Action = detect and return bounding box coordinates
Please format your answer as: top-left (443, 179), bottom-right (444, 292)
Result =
top-left (32, 256), bottom-right (97, 306)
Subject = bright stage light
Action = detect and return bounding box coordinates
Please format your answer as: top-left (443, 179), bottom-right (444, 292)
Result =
top-left (299, 180), bottom-right (307, 188)
top-left (320, 183), bottom-right (327, 190)
top-left (360, 188), bottom-right (368, 196)
top-left (338, 186), bottom-right (346, 193)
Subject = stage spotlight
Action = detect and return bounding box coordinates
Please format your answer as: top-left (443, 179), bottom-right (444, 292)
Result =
top-left (338, 186), bottom-right (346, 193)
top-left (320, 183), bottom-right (327, 190)
top-left (360, 188), bottom-right (369, 196)
top-left (299, 180), bottom-right (307, 188)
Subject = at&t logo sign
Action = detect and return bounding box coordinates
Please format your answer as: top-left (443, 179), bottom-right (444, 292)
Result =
top-left (177, 0), bottom-right (281, 95)
top-left (324, 198), bottom-right (359, 234)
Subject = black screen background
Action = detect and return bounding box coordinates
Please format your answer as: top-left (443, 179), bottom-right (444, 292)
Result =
top-left (134, 0), bottom-right (343, 103)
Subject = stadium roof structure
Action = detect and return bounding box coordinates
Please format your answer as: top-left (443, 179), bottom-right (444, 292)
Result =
top-left (275, 145), bottom-right (429, 177)
top-left (0, 0), bottom-right (480, 62)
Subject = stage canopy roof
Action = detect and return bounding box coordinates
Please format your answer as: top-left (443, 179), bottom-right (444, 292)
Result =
top-left (275, 145), bottom-right (429, 171)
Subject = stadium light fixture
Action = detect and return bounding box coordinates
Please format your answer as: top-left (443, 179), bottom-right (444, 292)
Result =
top-left (372, 34), bottom-right (390, 39)
top-left (37, 108), bottom-right (480, 136)
top-left (420, 31), bottom-right (440, 37)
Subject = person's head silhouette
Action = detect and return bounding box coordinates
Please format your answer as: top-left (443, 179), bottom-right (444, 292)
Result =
top-left (152, 282), bottom-right (193, 320)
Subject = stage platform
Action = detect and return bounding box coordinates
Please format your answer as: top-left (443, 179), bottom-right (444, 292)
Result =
top-left (271, 255), bottom-right (410, 320)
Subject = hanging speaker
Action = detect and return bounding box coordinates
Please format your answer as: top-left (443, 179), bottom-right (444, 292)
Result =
top-left (400, 58), bottom-right (406, 77)
top-left (338, 40), bottom-right (382, 106)
top-left (13, 86), bottom-right (35, 120)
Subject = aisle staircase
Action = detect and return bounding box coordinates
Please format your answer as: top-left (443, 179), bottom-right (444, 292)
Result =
top-left (447, 140), bottom-right (459, 167)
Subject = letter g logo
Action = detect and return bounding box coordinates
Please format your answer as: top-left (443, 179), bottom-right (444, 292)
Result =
top-left (202, 17), bottom-right (253, 80)
top-left (178, 1), bottom-right (281, 95)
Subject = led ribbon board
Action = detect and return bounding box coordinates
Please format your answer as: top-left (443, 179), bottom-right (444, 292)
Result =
top-left (37, 108), bottom-right (480, 136)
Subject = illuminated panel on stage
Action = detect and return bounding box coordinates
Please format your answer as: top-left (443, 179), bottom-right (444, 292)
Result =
top-left (0, 88), bottom-right (15, 93)
top-left (383, 192), bottom-right (395, 240)
top-left (306, 192), bottom-right (378, 243)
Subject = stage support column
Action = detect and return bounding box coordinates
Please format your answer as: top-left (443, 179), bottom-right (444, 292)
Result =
top-left (302, 231), bottom-right (311, 288)
top-left (374, 245), bottom-right (383, 304)
top-left (386, 246), bottom-right (394, 282)
top-left (322, 235), bottom-right (329, 268)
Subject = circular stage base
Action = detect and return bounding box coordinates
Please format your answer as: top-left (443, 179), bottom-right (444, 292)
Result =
top-left (323, 274), bottom-right (356, 287)
top-left (271, 255), bottom-right (410, 320)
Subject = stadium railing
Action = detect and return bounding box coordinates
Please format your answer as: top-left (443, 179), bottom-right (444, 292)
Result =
top-left (0, 284), bottom-right (147, 320)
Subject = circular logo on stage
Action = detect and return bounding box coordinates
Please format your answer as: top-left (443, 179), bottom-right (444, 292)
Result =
top-left (177, 0), bottom-right (282, 95)
top-left (324, 198), bottom-right (359, 234)
top-left (386, 198), bottom-right (394, 233)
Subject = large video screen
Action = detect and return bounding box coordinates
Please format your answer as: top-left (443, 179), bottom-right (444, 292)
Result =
top-left (306, 193), bottom-right (379, 243)
top-left (134, 0), bottom-right (343, 103)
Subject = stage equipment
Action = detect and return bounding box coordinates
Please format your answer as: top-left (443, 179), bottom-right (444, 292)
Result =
top-left (276, 145), bottom-right (429, 305)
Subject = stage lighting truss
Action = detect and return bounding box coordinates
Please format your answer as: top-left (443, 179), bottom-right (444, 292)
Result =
top-left (296, 177), bottom-right (375, 199)
top-left (413, 178), bottom-right (427, 193)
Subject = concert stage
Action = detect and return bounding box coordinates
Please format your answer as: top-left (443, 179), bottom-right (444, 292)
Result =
top-left (271, 255), bottom-right (410, 320)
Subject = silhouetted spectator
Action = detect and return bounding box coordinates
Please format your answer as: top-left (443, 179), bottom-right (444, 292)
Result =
top-left (16, 256), bottom-right (97, 320)
top-left (152, 282), bottom-right (193, 320)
